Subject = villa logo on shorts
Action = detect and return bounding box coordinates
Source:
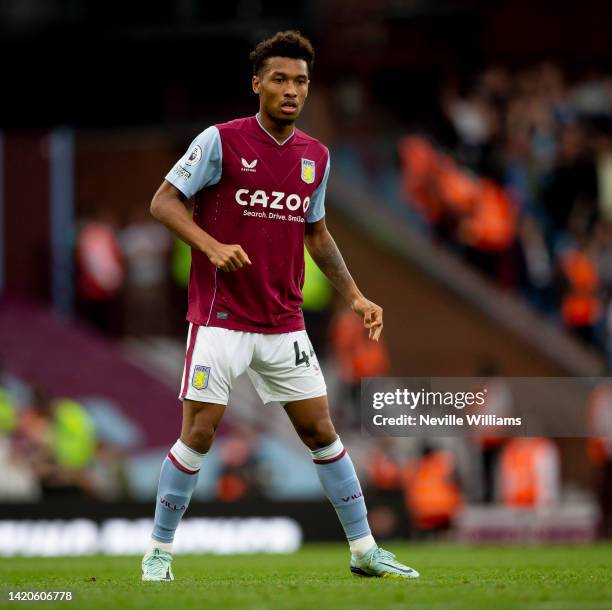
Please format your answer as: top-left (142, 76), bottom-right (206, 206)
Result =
top-left (192, 365), bottom-right (211, 390)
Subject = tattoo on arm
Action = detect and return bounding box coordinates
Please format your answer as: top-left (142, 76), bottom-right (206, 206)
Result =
top-left (307, 231), bottom-right (359, 301)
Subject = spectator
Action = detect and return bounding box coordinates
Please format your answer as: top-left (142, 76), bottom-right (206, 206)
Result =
top-left (330, 305), bottom-right (390, 426)
top-left (402, 443), bottom-right (464, 534)
top-left (498, 437), bottom-right (560, 508)
top-left (542, 122), bottom-right (598, 238)
top-left (119, 208), bottom-right (173, 336)
top-left (15, 390), bottom-right (97, 498)
top-left (398, 63), bottom-right (612, 353)
top-left (75, 211), bottom-right (124, 334)
top-left (302, 248), bottom-right (334, 359)
top-left (587, 383), bottom-right (612, 538)
top-left (216, 428), bottom-right (261, 502)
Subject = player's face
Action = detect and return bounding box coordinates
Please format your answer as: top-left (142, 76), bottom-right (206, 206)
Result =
top-left (252, 57), bottom-right (309, 124)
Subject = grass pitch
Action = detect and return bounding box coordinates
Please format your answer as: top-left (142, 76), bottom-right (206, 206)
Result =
top-left (1, 543), bottom-right (611, 610)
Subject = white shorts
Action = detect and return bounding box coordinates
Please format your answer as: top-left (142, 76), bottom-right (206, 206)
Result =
top-left (179, 325), bottom-right (327, 405)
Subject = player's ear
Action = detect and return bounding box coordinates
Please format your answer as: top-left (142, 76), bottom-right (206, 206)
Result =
top-left (252, 74), bottom-right (261, 95)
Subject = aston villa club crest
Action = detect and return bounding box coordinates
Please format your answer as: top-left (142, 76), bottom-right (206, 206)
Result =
top-left (301, 158), bottom-right (315, 184)
top-left (192, 365), bottom-right (211, 390)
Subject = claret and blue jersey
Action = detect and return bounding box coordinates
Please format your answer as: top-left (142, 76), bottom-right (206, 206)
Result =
top-left (165, 114), bottom-right (330, 334)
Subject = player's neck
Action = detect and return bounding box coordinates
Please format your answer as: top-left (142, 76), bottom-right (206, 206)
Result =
top-left (256, 111), bottom-right (295, 145)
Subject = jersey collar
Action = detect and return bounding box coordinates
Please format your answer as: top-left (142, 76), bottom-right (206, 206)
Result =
top-left (255, 113), bottom-right (295, 146)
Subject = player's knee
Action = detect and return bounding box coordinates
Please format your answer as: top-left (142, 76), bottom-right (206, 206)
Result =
top-left (301, 418), bottom-right (337, 450)
top-left (182, 422), bottom-right (216, 453)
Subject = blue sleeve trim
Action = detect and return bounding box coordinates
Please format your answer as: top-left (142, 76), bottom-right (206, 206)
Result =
top-left (306, 153), bottom-right (330, 223)
top-left (165, 126), bottom-right (222, 199)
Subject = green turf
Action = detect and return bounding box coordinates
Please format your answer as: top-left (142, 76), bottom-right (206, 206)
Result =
top-left (1, 543), bottom-right (611, 610)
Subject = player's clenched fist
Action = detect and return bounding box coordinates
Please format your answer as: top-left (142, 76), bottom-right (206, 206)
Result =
top-left (206, 241), bottom-right (252, 272)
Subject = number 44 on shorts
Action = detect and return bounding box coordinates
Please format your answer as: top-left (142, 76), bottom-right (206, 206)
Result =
top-left (293, 340), bottom-right (313, 367)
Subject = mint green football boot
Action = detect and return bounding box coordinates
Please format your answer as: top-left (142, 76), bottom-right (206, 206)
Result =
top-left (141, 548), bottom-right (174, 581)
top-left (350, 546), bottom-right (420, 579)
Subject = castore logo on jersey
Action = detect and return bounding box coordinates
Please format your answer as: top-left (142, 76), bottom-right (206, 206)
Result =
top-left (241, 158), bottom-right (258, 172)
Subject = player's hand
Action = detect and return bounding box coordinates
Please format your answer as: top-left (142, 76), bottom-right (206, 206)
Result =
top-left (206, 241), bottom-right (252, 272)
top-left (351, 296), bottom-right (383, 341)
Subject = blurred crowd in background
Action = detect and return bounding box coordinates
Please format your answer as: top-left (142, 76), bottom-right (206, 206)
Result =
top-left (397, 64), bottom-right (612, 363)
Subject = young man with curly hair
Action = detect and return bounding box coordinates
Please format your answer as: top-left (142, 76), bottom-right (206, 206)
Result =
top-left (142, 30), bottom-right (419, 582)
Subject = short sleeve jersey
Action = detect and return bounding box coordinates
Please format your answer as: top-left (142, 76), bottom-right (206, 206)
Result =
top-left (165, 115), bottom-right (331, 333)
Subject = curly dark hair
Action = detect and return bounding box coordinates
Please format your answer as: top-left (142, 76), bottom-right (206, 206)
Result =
top-left (250, 30), bottom-right (315, 76)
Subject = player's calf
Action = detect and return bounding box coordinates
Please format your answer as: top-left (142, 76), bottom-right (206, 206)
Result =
top-left (142, 438), bottom-right (207, 581)
top-left (311, 436), bottom-right (420, 579)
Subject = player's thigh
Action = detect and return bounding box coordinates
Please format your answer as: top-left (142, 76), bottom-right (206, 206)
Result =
top-left (284, 394), bottom-right (337, 450)
top-left (179, 325), bottom-right (252, 405)
top-left (248, 330), bottom-right (326, 405)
